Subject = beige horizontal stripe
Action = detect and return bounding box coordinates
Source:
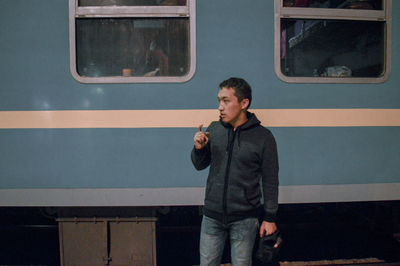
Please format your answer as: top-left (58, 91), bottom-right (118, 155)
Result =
top-left (1, 183), bottom-right (399, 206)
top-left (0, 109), bottom-right (399, 129)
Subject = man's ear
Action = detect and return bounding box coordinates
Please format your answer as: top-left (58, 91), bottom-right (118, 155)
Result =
top-left (241, 98), bottom-right (250, 110)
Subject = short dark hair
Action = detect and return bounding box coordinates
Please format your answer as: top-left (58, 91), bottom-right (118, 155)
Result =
top-left (219, 77), bottom-right (252, 108)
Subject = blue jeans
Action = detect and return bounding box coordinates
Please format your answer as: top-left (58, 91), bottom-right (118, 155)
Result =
top-left (199, 215), bottom-right (259, 266)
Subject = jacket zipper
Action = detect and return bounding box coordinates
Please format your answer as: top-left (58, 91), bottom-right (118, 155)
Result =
top-left (222, 128), bottom-right (236, 224)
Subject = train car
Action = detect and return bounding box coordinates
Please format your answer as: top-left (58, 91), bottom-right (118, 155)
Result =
top-left (0, 0), bottom-right (399, 264)
top-left (1, 0), bottom-right (398, 206)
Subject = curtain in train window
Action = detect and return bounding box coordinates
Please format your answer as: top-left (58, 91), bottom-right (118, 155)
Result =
top-left (282, 0), bottom-right (383, 9)
top-left (69, 0), bottom-right (195, 83)
top-left (78, 0), bottom-right (187, 6)
top-left (275, 0), bottom-right (391, 83)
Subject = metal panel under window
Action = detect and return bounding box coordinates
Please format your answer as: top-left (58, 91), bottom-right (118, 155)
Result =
top-left (58, 218), bottom-right (157, 266)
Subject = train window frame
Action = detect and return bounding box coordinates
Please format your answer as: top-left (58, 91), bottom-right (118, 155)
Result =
top-left (274, 0), bottom-right (392, 83)
top-left (69, 0), bottom-right (196, 83)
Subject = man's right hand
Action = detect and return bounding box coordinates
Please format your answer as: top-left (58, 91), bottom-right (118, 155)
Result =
top-left (194, 125), bottom-right (210, 150)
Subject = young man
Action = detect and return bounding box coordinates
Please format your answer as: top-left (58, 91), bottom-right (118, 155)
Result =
top-left (191, 77), bottom-right (279, 266)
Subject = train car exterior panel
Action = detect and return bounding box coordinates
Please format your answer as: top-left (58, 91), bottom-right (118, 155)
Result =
top-left (1, 0), bottom-right (399, 206)
top-left (1, 127), bottom-right (399, 205)
top-left (1, 0), bottom-right (399, 111)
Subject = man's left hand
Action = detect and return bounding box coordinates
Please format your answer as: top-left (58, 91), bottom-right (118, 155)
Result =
top-left (259, 221), bottom-right (277, 237)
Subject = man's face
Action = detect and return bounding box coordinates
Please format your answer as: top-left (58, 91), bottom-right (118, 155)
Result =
top-left (217, 87), bottom-right (247, 126)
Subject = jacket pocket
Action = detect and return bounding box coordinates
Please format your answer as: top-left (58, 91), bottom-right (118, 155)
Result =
top-left (245, 187), bottom-right (261, 207)
top-left (205, 182), bottom-right (223, 211)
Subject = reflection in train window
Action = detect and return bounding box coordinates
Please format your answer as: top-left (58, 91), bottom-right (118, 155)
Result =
top-left (281, 19), bottom-right (384, 78)
top-left (76, 18), bottom-right (189, 77)
top-left (274, 0), bottom-right (391, 83)
top-left (69, 0), bottom-right (196, 83)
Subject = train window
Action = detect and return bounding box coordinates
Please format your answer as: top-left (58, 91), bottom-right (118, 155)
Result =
top-left (69, 0), bottom-right (196, 83)
top-left (274, 0), bottom-right (392, 83)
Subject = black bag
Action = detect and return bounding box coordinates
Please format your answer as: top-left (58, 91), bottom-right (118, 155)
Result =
top-left (254, 229), bottom-right (283, 265)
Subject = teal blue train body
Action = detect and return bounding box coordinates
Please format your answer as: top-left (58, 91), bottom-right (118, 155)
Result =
top-left (0, 0), bottom-right (399, 206)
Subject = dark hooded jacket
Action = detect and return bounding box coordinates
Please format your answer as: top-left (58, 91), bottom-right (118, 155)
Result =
top-left (191, 112), bottom-right (279, 223)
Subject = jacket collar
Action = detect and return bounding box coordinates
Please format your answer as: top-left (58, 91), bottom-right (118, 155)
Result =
top-left (220, 111), bottom-right (260, 130)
